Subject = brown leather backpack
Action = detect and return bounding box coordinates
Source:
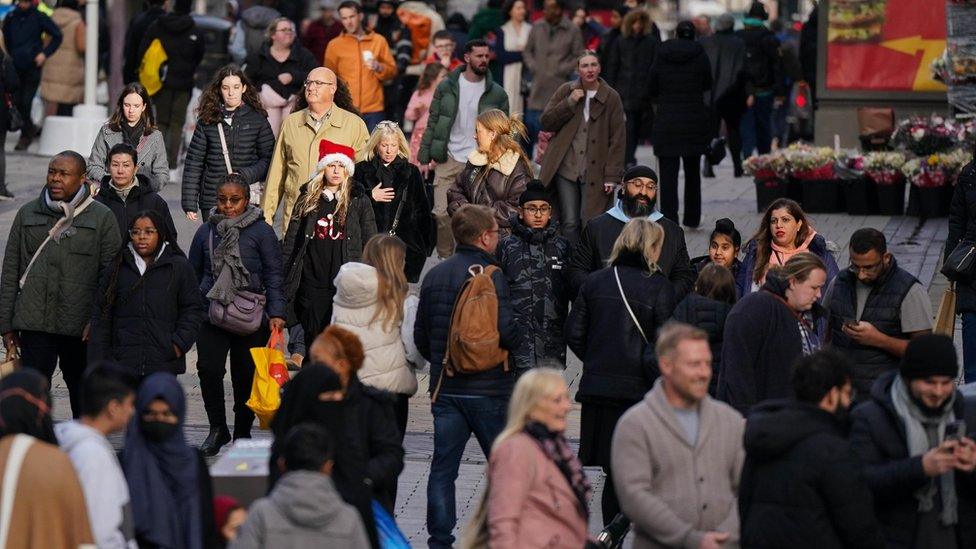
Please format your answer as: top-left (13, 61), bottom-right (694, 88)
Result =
top-left (432, 264), bottom-right (509, 401)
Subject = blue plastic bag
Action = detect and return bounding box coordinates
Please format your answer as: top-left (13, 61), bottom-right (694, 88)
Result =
top-left (371, 500), bottom-right (410, 549)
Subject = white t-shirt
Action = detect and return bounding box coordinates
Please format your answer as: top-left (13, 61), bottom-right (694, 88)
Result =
top-left (447, 76), bottom-right (483, 162)
top-left (583, 89), bottom-right (597, 122)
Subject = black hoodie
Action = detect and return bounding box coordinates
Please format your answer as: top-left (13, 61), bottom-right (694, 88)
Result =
top-left (647, 37), bottom-right (713, 158)
top-left (740, 399), bottom-right (886, 548)
top-left (137, 13), bottom-right (205, 91)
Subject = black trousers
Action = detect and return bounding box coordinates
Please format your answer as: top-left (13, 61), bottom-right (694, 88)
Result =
top-left (13, 67), bottom-right (40, 137)
top-left (19, 330), bottom-right (86, 417)
top-left (297, 286), bottom-right (336, 342)
top-left (712, 96), bottom-right (745, 172)
top-left (196, 321), bottom-right (270, 437)
top-left (658, 155), bottom-right (702, 228)
top-left (154, 88), bottom-right (191, 167)
top-left (624, 108), bottom-right (648, 168)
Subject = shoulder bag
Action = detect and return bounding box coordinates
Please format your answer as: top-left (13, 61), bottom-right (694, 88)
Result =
top-left (614, 267), bottom-right (649, 345)
top-left (942, 239), bottom-right (976, 282)
top-left (206, 229), bottom-right (267, 336)
top-left (389, 184), bottom-right (409, 236)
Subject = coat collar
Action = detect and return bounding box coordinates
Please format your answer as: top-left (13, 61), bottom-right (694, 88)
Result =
top-left (467, 149), bottom-right (520, 176)
top-left (644, 379), bottom-right (717, 450)
top-left (569, 78), bottom-right (612, 104)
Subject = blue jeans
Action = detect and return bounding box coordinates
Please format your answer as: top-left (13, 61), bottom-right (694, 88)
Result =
top-left (740, 93), bottom-right (775, 157)
top-left (363, 111), bottom-right (385, 132)
top-left (427, 395), bottom-right (508, 548)
top-left (524, 109), bottom-right (542, 158)
top-left (963, 313), bottom-right (976, 383)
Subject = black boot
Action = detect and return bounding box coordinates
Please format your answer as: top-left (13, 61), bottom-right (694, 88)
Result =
top-left (703, 162), bottom-right (715, 178)
top-left (200, 425), bottom-right (231, 457)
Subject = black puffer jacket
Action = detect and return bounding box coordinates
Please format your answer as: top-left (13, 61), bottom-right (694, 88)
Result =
top-left (496, 216), bottom-right (572, 371)
top-left (566, 251), bottom-right (676, 404)
top-left (648, 38), bottom-right (713, 158)
top-left (947, 163), bottom-right (976, 313)
top-left (605, 30), bottom-right (659, 111)
top-left (850, 371), bottom-right (976, 549)
top-left (138, 13), bottom-right (205, 92)
top-left (89, 244), bottom-right (205, 376)
top-left (95, 175), bottom-right (178, 245)
top-left (181, 103), bottom-right (275, 214)
top-left (740, 400), bottom-right (886, 549)
top-left (672, 292), bottom-right (733, 395)
top-left (244, 42), bottom-right (318, 100)
top-left (353, 156), bottom-right (433, 283)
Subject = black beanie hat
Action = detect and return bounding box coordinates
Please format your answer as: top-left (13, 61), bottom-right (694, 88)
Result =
top-left (900, 334), bottom-right (958, 380)
top-left (624, 165), bottom-right (658, 183)
top-left (519, 180), bottom-right (551, 206)
top-left (747, 1), bottom-right (769, 20)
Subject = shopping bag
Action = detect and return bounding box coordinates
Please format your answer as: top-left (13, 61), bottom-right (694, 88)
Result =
top-left (934, 285), bottom-right (957, 338)
top-left (371, 500), bottom-right (410, 549)
top-left (246, 328), bottom-right (289, 429)
top-left (0, 346), bottom-right (20, 379)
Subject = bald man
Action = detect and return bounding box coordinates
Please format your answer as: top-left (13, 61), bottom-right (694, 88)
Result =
top-left (262, 67), bottom-right (369, 233)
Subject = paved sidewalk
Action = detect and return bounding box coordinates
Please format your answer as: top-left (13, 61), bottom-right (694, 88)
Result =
top-left (3, 136), bottom-right (951, 547)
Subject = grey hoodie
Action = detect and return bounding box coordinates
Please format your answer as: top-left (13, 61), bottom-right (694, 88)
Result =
top-left (230, 470), bottom-right (370, 549)
top-left (55, 421), bottom-right (137, 549)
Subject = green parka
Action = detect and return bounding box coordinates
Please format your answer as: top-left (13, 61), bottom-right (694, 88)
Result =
top-left (0, 186), bottom-right (121, 337)
top-left (417, 66), bottom-right (510, 165)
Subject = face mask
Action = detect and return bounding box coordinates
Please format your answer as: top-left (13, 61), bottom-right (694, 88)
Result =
top-left (833, 403), bottom-right (851, 431)
top-left (141, 420), bottom-right (179, 442)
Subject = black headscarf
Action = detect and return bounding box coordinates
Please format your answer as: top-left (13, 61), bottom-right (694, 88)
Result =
top-left (0, 370), bottom-right (56, 444)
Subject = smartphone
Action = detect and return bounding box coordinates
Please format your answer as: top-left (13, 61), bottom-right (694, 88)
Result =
top-left (842, 318), bottom-right (858, 329)
top-left (946, 420), bottom-right (967, 442)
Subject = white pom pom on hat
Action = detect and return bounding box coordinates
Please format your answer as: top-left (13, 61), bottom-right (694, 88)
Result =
top-left (317, 139), bottom-right (356, 177)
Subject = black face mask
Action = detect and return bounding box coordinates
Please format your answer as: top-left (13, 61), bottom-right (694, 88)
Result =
top-left (141, 420), bottom-right (179, 442)
top-left (833, 403), bottom-right (851, 432)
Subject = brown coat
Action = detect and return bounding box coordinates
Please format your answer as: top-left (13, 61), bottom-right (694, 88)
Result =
top-left (539, 79), bottom-right (626, 223)
top-left (487, 432), bottom-right (588, 549)
top-left (447, 149), bottom-right (531, 231)
top-left (40, 8), bottom-right (85, 105)
top-left (0, 435), bottom-right (95, 549)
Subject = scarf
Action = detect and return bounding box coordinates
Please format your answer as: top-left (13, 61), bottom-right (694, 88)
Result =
top-left (890, 375), bottom-right (958, 526)
top-left (110, 177), bottom-right (138, 202)
top-left (43, 185), bottom-right (90, 243)
top-left (524, 421), bottom-right (590, 518)
top-left (205, 205), bottom-right (263, 304)
top-left (769, 230), bottom-right (817, 270)
top-left (221, 105), bottom-right (237, 126)
top-left (122, 373), bottom-right (201, 549)
top-left (121, 120), bottom-right (144, 147)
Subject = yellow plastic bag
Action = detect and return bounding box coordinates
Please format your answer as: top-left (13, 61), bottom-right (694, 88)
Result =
top-left (138, 38), bottom-right (168, 96)
top-left (247, 328), bottom-right (289, 429)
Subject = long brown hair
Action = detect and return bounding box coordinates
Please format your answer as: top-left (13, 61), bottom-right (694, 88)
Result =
top-left (750, 198), bottom-right (812, 284)
top-left (418, 62), bottom-right (447, 92)
top-left (363, 235), bottom-right (408, 332)
top-left (476, 109), bottom-right (531, 170)
top-left (196, 64), bottom-right (267, 125)
top-left (107, 83), bottom-right (157, 134)
top-left (694, 263), bottom-right (737, 305)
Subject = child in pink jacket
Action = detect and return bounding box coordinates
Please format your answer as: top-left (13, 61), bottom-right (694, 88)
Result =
top-left (405, 63), bottom-right (447, 166)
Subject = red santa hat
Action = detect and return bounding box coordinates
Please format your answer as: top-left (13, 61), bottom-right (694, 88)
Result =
top-left (317, 139), bottom-right (356, 177)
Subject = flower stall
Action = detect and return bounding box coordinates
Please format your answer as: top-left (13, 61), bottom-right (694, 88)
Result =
top-left (863, 151), bottom-right (907, 214)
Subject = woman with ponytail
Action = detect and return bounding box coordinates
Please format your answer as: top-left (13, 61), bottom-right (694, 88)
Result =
top-left (282, 140), bottom-right (377, 342)
top-left (447, 109), bottom-right (533, 235)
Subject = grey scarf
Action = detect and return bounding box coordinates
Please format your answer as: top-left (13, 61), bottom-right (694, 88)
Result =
top-left (43, 185), bottom-right (90, 243)
top-left (891, 375), bottom-right (958, 526)
top-left (110, 178), bottom-right (138, 202)
top-left (206, 205), bottom-right (263, 304)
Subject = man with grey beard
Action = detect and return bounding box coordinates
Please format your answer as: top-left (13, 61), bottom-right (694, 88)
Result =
top-left (567, 165), bottom-right (696, 298)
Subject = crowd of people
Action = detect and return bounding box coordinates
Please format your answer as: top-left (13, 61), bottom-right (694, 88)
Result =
top-left (0, 0), bottom-right (968, 548)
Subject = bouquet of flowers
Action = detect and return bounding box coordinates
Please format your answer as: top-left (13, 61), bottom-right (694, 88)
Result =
top-left (782, 143), bottom-right (836, 180)
top-left (834, 150), bottom-right (865, 180)
top-left (863, 151), bottom-right (907, 185)
top-left (743, 153), bottom-right (782, 180)
top-left (901, 149), bottom-right (970, 187)
top-left (891, 115), bottom-right (959, 156)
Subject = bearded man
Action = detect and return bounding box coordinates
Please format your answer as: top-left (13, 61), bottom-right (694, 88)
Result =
top-left (567, 165), bottom-right (695, 297)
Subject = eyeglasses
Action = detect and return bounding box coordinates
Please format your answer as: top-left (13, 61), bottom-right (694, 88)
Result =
top-left (304, 79), bottom-right (336, 89)
top-left (522, 205), bottom-right (552, 216)
top-left (848, 261), bottom-right (884, 275)
top-left (129, 228), bottom-right (158, 237)
top-left (275, 28), bottom-right (296, 34)
top-left (627, 179), bottom-right (657, 191)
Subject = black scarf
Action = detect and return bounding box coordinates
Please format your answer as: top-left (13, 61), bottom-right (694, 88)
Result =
top-left (524, 421), bottom-right (590, 518)
top-left (121, 120), bottom-right (145, 147)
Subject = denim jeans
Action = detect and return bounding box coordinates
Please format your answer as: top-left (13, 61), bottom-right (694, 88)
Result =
top-left (740, 93), bottom-right (775, 157)
top-left (427, 395), bottom-right (508, 548)
top-left (963, 313), bottom-right (976, 383)
top-left (363, 111), bottom-right (385, 132)
top-left (524, 109), bottom-right (542, 158)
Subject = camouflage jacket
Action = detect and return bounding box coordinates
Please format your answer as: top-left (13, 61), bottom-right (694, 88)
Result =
top-left (496, 216), bottom-right (572, 370)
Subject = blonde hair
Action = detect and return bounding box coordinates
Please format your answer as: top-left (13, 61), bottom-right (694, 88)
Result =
top-left (297, 162), bottom-right (353, 223)
top-left (476, 109), bottom-right (531, 170)
top-left (460, 369), bottom-right (568, 549)
top-left (608, 218), bottom-right (664, 272)
top-left (364, 121), bottom-right (410, 161)
top-left (266, 16), bottom-right (294, 40)
top-left (363, 235), bottom-right (408, 332)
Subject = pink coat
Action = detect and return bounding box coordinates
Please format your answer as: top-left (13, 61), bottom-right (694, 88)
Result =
top-left (405, 87), bottom-right (435, 167)
top-left (487, 432), bottom-right (589, 549)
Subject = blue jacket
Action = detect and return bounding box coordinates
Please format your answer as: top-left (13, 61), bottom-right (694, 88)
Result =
top-left (414, 245), bottom-right (519, 398)
top-left (2, 6), bottom-right (63, 72)
top-left (735, 233), bottom-right (839, 297)
top-left (188, 214), bottom-right (286, 320)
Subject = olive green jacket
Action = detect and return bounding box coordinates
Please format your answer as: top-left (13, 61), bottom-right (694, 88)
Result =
top-left (417, 66), bottom-right (509, 165)
top-left (0, 186), bottom-right (121, 337)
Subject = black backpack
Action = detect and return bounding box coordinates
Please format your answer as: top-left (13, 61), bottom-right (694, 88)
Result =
top-left (744, 38), bottom-right (773, 89)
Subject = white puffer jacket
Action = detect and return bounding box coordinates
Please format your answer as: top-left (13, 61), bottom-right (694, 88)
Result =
top-left (332, 262), bottom-right (423, 396)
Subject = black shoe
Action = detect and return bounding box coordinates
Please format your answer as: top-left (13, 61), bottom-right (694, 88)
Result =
top-left (733, 166), bottom-right (744, 178)
top-left (14, 136), bottom-right (30, 151)
top-left (703, 164), bottom-right (715, 178)
top-left (200, 426), bottom-right (231, 457)
top-left (0, 189), bottom-right (14, 201)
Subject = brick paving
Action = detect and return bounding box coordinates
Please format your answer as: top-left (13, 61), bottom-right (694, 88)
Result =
top-left (2, 137), bottom-right (951, 547)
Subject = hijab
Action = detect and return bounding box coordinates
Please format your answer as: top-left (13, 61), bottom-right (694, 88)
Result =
top-left (122, 373), bottom-right (202, 549)
top-left (0, 370), bottom-right (56, 444)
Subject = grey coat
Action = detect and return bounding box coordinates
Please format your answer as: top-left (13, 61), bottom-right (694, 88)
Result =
top-left (522, 17), bottom-right (584, 111)
top-left (87, 124), bottom-right (169, 191)
top-left (229, 470), bottom-right (370, 549)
